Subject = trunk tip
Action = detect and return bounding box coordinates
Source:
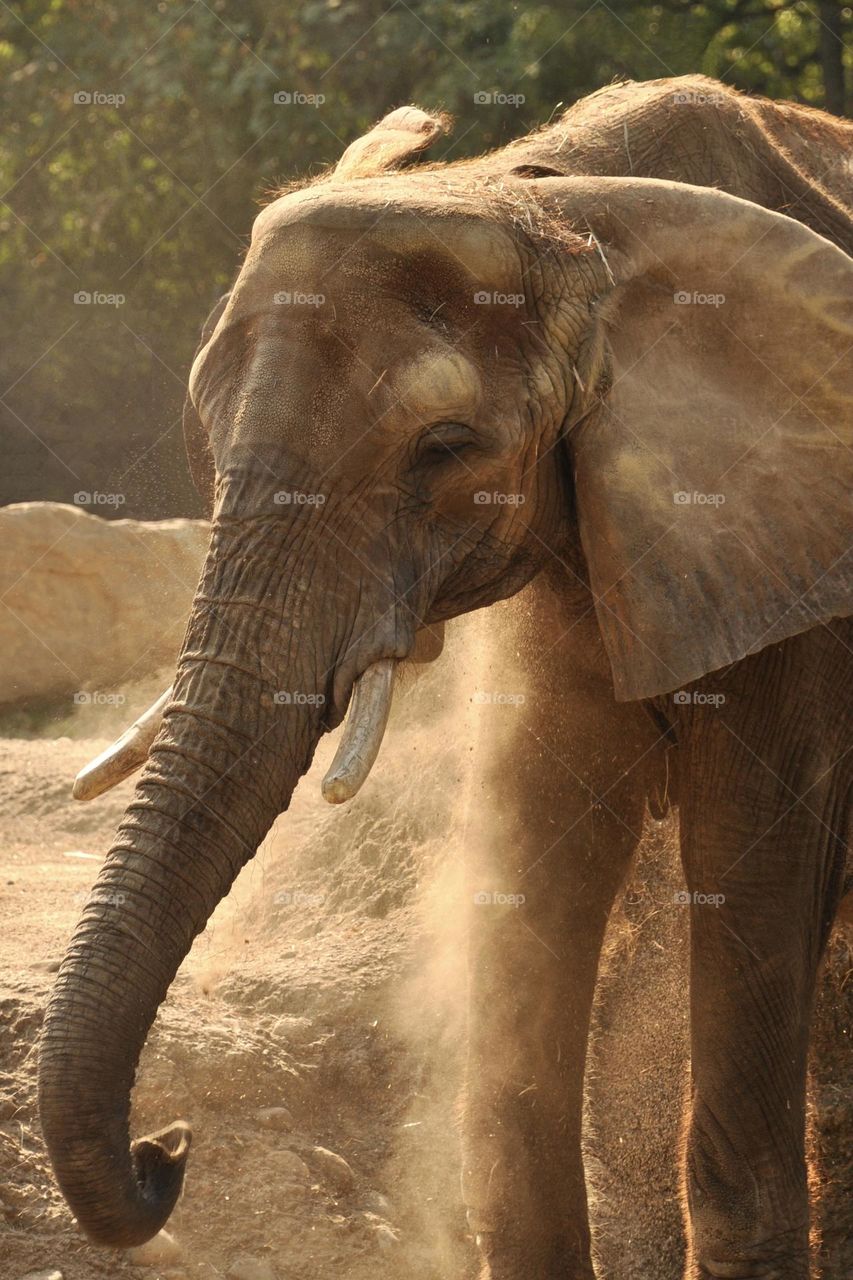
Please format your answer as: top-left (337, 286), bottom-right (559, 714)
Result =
top-left (132, 1119), bottom-right (193, 1165)
top-left (73, 1120), bottom-right (193, 1249)
top-left (129, 1118), bottom-right (193, 1224)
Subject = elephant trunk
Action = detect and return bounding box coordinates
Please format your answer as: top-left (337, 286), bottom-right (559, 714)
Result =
top-left (38, 517), bottom-right (341, 1246)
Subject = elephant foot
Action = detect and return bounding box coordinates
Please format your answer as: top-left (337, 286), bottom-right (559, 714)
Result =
top-left (473, 1224), bottom-right (596, 1280)
top-left (691, 1222), bottom-right (811, 1280)
top-left (695, 1265), bottom-right (809, 1280)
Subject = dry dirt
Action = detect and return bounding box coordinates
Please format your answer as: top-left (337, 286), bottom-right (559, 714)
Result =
top-left (0, 622), bottom-right (850, 1280)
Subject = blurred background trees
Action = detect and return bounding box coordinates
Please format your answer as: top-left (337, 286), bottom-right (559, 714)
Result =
top-left (1, 0), bottom-right (850, 516)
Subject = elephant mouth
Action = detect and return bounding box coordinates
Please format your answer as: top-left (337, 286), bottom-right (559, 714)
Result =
top-left (71, 623), bottom-right (445, 808)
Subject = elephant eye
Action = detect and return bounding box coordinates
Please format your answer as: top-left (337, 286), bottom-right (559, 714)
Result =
top-left (415, 423), bottom-right (479, 468)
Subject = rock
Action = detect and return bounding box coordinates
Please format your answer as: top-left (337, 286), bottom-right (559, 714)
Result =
top-left (0, 502), bottom-right (208, 707)
top-left (308, 1145), bottom-right (356, 1193)
top-left (20, 1271), bottom-right (63, 1280)
top-left (227, 1256), bottom-right (277, 1280)
top-left (126, 1228), bottom-right (181, 1266)
top-left (363, 1189), bottom-right (394, 1216)
top-left (373, 1223), bottom-right (401, 1251)
top-left (260, 1014), bottom-right (315, 1045)
top-left (266, 1149), bottom-right (311, 1182)
top-left (256, 1105), bottom-right (294, 1131)
top-left (360, 1211), bottom-right (400, 1249)
top-left (271, 1178), bottom-right (311, 1203)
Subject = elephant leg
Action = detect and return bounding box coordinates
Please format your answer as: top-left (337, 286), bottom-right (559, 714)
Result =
top-left (677, 627), bottom-right (850, 1280)
top-left (462, 578), bottom-right (666, 1279)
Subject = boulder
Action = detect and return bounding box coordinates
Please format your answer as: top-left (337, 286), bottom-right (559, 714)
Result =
top-left (0, 502), bottom-right (208, 707)
top-left (266, 1149), bottom-right (311, 1182)
top-left (308, 1146), bottom-right (356, 1193)
top-left (256, 1105), bottom-right (295, 1132)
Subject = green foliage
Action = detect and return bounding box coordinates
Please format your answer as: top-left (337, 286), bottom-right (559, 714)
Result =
top-left (1, 0), bottom-right (849, 516)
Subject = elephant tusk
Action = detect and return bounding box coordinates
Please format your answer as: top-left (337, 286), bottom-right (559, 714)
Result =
top-left (72, 687), bottom-right (172, 801)
top-left (321, 659), bottom-right (396, 804)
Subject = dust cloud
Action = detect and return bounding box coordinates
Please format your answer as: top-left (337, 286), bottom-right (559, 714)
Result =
top-left (4, 605), bottom-right (849, 1280)
top-left (184, 607), bottom-right (508, 1274)
top-left (35, 667), bottom-right (176, 742)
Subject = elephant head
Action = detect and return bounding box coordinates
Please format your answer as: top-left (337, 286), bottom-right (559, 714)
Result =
top-left (38, 108), bottom-right (853, 1247)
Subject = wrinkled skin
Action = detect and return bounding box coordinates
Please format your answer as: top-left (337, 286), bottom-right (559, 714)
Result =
top-left (39, 76), bottom-right (852, 1279)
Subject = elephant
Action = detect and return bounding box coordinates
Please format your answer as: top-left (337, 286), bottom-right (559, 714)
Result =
top-left (38, 74), bottom-right (852, 1280)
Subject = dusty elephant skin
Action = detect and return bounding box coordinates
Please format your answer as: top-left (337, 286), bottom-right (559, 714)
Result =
top-left (38, 75), bottom-right (852, 1280)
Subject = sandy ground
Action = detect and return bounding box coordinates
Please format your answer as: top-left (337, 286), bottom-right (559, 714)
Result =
top-left (0, 630), bottom-right (850, 1280)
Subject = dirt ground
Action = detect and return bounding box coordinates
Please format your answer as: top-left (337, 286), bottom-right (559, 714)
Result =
top-left (0, 627), bottom-right (850, 1280)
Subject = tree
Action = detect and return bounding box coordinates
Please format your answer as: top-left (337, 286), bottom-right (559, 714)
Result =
top-left (1, 1), bottom-right (849, 516)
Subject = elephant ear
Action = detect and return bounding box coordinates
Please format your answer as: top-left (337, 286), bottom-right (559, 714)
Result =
top-left (334, 106), bottom-right (451, 179)
top-left (538, 177), bottom-right (853, 701)
top-left (182, 292), bottom-right (230, 515)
